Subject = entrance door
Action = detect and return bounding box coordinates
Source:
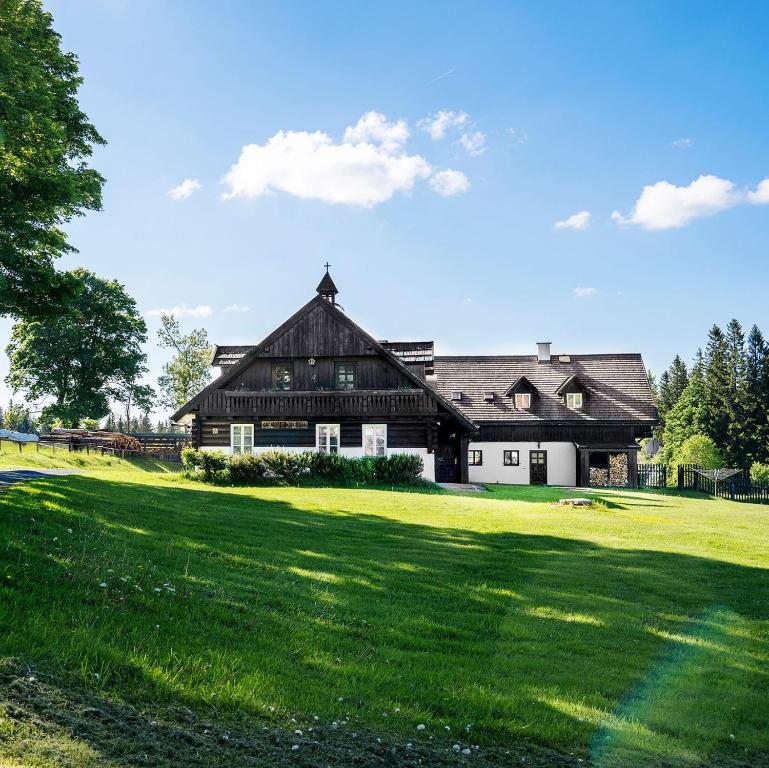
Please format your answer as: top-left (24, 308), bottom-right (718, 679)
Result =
top-left (530, 450), bottom-right (547, 485)
top-left (436, 444), bottom-right (459, 482)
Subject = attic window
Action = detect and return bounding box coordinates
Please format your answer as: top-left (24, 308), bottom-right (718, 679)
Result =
top-left (566, 392), bottom-right (583, 409)
top-left (483, 392), bottom-right (495, 402)
top-left (451, 391), bottom-right (463, 401)
top-left (514, 393), bottom-right (531, 409)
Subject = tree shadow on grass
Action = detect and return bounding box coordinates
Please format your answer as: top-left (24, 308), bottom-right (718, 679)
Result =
top-left (1, 476), bottom-right (768, 767)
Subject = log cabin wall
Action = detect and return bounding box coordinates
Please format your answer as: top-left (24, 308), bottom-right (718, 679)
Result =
top-left (198, 419), bottom-right (434, 450)
top-left (227, 355), bottom-right (414, 392)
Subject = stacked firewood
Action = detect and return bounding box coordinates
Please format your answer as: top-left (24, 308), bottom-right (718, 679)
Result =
top-left (45, 428), bottom-right (142, 451)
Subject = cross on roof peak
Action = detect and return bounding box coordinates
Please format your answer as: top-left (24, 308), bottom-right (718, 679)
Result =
top-left (316, 267), bottom-right (339, 303)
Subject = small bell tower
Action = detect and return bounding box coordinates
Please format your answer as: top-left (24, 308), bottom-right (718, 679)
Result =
top-left (316, 263), bottom-right (339, 305)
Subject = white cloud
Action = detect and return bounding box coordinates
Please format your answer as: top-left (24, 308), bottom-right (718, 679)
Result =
top-left (612, 175), bottom-right (743, 230)
top-left (168, 178), bottom-right (201, 200)
top-left (429, 169), bottom-right (470, 197)
top-left (222, 304), bottom-right (251, 314)
top-left (554, 210), bottom-right (591, 230)
top-left (417, 110), bottom-right (468, 140)
top-left (342, 111), bottom-right (409, 153)
top-left (222, 113), bottom-right (433, 207)
top-left (747, 178), bottom-right (769, 204)
top-left (574, 287), bottom-right (598, 298)
top-left (146, 304), bottom-right (213, 319)
top-left (506, 128), bottom-right (528, 144)
top-left (458, 131), bottom-right (486, 156)
top-left (672, 137), bottom-right (694, 149)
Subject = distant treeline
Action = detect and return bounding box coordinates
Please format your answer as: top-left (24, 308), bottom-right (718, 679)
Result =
top-left (650, 319), bottom-right (769, 468)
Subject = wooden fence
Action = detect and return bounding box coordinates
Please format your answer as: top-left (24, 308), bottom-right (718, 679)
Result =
top-left (127, 433), bottom-right (192, 459)
top-left (676, 464), bottom-right (769, 504)
top-left (638, 464), bottom-right (667, 488)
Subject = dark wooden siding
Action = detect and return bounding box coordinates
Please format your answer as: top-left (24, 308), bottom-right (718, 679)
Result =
top-left (198, 419), bottom-right (431, 450)
top-left (475, 422), bottom-right (652, 443)
top-left (228, 355), bottom-right (414, 392)
top-left (265, 304), bottom-right (371, 358)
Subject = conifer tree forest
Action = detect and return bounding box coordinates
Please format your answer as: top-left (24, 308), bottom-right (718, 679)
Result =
top-left (650, 319), bottom-right (769, 470)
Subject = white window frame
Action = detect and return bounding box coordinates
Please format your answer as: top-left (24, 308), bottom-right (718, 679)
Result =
top-left (363, 424), bottom-right (387, 457)
top-left (316, 423), bottom-right (340, 454)
top-left (514, 393), bottom-right (531, 409)
top-left (231, 423), bottom-right (254, 455)
top-left (566, 392), bottom-right (583, 409)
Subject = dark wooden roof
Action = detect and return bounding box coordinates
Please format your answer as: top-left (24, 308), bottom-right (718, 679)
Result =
top-left (430, 354), bottom-right (658, 423)
top-left (380, 341), bottom-right (434, 374)
top-left (211, 345), bottom-right (253, 369)
top-left (316, 271), bottom-right (338, 296)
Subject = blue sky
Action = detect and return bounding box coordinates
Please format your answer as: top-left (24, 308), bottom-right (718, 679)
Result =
top-left (5, 1), bottom-right (769, 418)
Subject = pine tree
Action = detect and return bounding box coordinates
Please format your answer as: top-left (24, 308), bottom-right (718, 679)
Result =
top-left (103, 412), bottom-right (116, 431)
top-left (723, 319), bottom-right (747, 465)
top-left (117, 416), bottom-right (125, 433)
top-left (668, 356), bottom-right (689, 403)
top-left (702, 325), bottom-right (730, 456)
top-left (138, 413), bottom-right (152, 432)
top-left (661, 351), bottom-right (707, 463)
top-left (741, 325), bottom-right (769, 464)
top-left (155, 419), bottom-right (166, 433)
top-left (656, 355), bottom-right (689, 435)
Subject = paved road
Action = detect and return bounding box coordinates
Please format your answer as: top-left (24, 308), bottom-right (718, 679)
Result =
top-left (0, 468), bottom-right (79, 489)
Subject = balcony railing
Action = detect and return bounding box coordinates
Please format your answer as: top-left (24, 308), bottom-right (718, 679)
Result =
top-left (200, 389), bottom-right (437, 418)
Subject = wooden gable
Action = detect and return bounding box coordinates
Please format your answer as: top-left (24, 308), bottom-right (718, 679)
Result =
top-left (171, 294), bottom-right (477, 432)
top-left (261, 302), bottom-right (373, 358)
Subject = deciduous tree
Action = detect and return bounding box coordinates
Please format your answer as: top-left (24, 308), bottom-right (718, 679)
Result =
top-left (5, 269), bottom-right (148, 427)
top-left (157, 315), bottom-right (212, 411)
top-left (0, 1), bottom-right (105, 317)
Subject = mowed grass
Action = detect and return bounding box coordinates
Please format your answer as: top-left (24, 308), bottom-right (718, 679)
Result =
top-left (0, 446), bottom-right (767, 767)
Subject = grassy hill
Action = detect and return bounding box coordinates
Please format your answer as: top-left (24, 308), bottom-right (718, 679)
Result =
top-left (0, 449), bottom-right (767, 767)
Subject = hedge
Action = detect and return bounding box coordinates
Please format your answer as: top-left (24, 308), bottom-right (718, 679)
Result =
top-left (181, 448), bottom-right (425, 487)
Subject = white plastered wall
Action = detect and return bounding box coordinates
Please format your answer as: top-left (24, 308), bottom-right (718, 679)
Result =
top-left (467, 441), bottom-right (576, 486)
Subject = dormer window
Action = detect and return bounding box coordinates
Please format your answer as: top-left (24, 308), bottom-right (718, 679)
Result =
top-left (566, 392), bottom-right (583, 409)
top-left (514, 393), bottom-right (531, 410)
top-left (451, 391), bottom-right (463, 401)
top-left (483, 391), bottom-right (495, 402)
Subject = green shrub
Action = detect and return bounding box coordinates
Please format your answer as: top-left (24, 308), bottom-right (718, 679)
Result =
top-left (181, 448), bottom-right (229, 483)
top-left (182, 447), bottom-right (427, 487)
top-left (230, 454), bottom-right (267, 485)
top-left (673, 434), bottom-right (723, 470)
top-left (750, 462), bottom-right (769, 484)
top-left (372, 453), bottom-right (424, 484)
top-left (260, 450), bottom-right (309, 485)
top-left (181, 446), bottom-right (202, 473)
top-left (307, 451), bottom-right (349, 481)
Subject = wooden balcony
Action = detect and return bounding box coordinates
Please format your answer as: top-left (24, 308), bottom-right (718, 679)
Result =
top-left (200, 389), bottom-right (438, 418)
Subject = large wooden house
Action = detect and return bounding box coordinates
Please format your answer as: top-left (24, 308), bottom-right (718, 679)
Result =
top-left (172, 271), bottom-right (658, 486)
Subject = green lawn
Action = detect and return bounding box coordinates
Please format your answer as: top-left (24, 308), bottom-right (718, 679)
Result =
top-left (0, 444), bottom-right (767, 766)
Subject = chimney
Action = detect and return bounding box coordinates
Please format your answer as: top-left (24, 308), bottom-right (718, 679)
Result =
top-left (537, 342), bottom-right (551, 363)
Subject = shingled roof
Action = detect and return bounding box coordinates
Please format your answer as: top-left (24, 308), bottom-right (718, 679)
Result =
top-left (430, 354), bottom-right (657, 423)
